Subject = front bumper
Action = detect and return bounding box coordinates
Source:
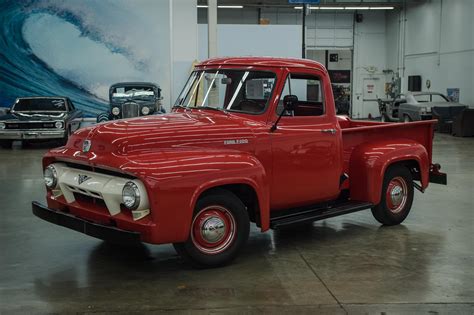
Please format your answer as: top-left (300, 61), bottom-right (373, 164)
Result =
top-left (0, 129), bottom-right (65, 140)
top-left (32, 201), bottom-right (141, 244)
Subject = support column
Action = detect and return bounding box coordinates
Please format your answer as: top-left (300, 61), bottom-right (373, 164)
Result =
top-left (208, 0), bottom-right (217, 58)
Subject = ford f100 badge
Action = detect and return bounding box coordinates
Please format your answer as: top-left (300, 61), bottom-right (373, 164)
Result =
top-left (82, 140), bottom-right (91, 153)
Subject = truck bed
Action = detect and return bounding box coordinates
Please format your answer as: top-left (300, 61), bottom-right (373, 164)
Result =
top-left (337, 115), bottom-right (436, 175)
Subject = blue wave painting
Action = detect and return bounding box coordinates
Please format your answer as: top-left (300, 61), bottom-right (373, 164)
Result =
top-left (0, 0), bottom-right (165, 117)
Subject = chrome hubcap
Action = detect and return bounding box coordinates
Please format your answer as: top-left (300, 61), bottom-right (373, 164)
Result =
top-left (390, 185), bottom-right (404, 207)
top-left (191, 205), bottom-right (236, 255)
top-left (386, 176), bottom-right (408, 214)
top-left (201, 217), bottom-right (226, 243)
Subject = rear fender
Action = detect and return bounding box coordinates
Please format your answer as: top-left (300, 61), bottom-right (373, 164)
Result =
top-left (349, 139), bottom-right (429, 205)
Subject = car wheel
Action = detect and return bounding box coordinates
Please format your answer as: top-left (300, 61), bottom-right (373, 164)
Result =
top-left (0, 140), bottom-right (13, 149)
top-left (173, 189), bottom-right (250, 268)
top-left (97, 113), bottom-right (110, 123)
top-left (403, 115), bottom-right (411, 123)
top-left (371, 164), bottom-right (414, 226)
top-left (59, 127), bottom-right (71, 146)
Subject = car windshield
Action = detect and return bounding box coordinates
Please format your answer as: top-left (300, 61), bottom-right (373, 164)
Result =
top-left (13, 98), bottom-right (66, 112)
top-left (174, 69), bottom-right (277, 114)
top-left (414, 94), bottom-right (449, 103)
top-left (111, 86), bottom-right (155, 100)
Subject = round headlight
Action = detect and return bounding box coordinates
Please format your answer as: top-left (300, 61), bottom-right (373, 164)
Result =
top-left (55, 121), bottom-right (63, 129)
top-left (112, 107), bottom-right (120, 116)
top-left (0, 122), bottom-right (5, 129)
top-left (44, 165), bottom-right (58, 189)
top-left (122, 181), bottom-right (140, 210)
top-left (141, 106), bottom-right (150, 115)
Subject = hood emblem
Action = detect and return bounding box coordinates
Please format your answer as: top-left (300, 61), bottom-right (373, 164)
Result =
top-left (78, 174), bottom-right (91, 185)
top-left (82, 140), bottom-right (91, 153)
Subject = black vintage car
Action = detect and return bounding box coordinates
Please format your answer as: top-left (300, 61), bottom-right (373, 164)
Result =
top-left (97, 82), bottom-right (164, 122)
top-left (0, 97), bottom-right (83, 148)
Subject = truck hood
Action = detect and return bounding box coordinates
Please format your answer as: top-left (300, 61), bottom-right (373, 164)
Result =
top-left (67, 111), bottom-right (260, 156)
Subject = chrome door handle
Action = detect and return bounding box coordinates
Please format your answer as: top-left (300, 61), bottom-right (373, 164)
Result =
top-left (321, 129), bottom-right (337, 135)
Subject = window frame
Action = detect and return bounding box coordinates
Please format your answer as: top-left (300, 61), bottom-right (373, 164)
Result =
top-left (174, 68), bottom-right (278, 116)
top-left (276, 72), bottom-right (326, 118)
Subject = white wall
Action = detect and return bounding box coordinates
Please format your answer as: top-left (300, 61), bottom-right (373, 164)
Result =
top-left (386, 0), bottom-right (474, 106)
top-left (352, 12), bottom-right (388, 118)
top-left (198, 24), bottom-right (301, 60)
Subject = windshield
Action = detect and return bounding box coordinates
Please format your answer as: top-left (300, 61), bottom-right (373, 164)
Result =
top-left (413, 93), bottom-right (449, 103)
top-left (13, 98), bottom-right (66, 112)
top-left (111, 86), bottom-right (155, 101)
top-left (174, 69), bottom-right (277, 114)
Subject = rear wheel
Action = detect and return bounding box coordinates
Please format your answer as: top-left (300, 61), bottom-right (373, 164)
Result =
top-left (173, 189), bottom-right (250, 268)
top-left (371, 164), bottom-right (414, 225)
top-left (403, 115), bottom-right (411, 123)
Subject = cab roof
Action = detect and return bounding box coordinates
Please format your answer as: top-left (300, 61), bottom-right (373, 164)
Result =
top-left (197, 56), bottom-right (327, 71)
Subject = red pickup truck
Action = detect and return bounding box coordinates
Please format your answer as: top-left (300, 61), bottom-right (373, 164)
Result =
top-left (33, 57), bottom-right (446, 267)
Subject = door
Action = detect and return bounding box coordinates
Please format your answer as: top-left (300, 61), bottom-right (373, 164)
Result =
top-left (270, 71), bottom-right (342, 210)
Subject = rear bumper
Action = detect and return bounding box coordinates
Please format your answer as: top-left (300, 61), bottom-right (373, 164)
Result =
top-left (429, 171), bottom-right (447, 185)
top-left (429, 164), bottom-right (447, 185)
top-left (32, 201), bottom-right (141, 244)
top-left (0, 130), bottom-right (65, 140)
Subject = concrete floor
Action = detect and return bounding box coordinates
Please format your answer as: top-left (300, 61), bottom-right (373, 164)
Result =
top-left (0, 134), bottom-right (473, 314)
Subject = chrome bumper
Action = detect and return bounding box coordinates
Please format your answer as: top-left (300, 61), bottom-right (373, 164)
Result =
top-left (0, 129), bottom-right (65, 140)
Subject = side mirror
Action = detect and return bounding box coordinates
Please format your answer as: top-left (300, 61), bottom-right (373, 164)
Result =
top-left (283, 95), bottom-right (298, 111)
top-left (271, 95), bottom-right (299, 132)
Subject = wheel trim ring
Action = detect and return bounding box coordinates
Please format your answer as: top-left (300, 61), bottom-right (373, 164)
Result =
top-left (386, 176), bottom-right (408, 214)
top-left (191, 205), bottom-right (236, 255)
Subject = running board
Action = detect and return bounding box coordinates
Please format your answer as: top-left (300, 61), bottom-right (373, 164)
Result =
top-left (270, 201), bottom-right (373, 229)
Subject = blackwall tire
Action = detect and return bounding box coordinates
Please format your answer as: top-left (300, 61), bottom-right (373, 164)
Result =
top-left (0, 140), bottom-right (13, 149)
top-left (173, 189), bottom-right (250, 268)
top-left (371, 164), bottom-right (414, 226)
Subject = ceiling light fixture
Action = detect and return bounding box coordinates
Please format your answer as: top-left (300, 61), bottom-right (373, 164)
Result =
top-left (197, 5), bottom-right (244, 9)
top-left (320, 7), bottom-right (344, 10)
top-left (370, 6), bottom-right (395, 10)
top-left (218, 5), bottom-right (243, 9)
top-left (345, 7), bottom-right (370, 10)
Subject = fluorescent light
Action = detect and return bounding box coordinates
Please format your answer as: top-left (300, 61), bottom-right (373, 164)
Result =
top-left (197, 5), bottom-right (244, 9)
top-left (218, 5), bottom-right (243, 9)
top-left (370, 6), bottom-right (395, 10)
top-left (320, 7), bottom-right (344, 10)
top-left (294, 6), bottom-right (319, 10)
top-left (345, 7), bottom-right (370, 10)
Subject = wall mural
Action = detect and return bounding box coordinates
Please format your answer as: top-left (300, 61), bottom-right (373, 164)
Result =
top-left (0, 0), bottom-right (165, 117)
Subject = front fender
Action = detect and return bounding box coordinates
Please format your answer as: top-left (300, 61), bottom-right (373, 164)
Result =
top-left (121, 149), bottom-right (270, 243)
top-left (349, 139), bottom-right (429, 205)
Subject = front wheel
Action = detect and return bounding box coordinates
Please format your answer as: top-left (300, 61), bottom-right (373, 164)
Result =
top-left (173, 189), bottom-right (250, 268)
top-left (371, 164), bottom-right (414, 225)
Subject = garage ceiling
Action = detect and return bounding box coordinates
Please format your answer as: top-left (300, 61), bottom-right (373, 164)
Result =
top-left (197, 0), bottom-right (424, 9)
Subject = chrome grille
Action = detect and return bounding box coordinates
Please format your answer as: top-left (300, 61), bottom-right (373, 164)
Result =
top-left (6, 122), bottom-right (56, 129)
top-left (122, 102), bottom-right (139, 118)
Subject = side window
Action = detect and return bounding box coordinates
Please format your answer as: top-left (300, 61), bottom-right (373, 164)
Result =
top-left (278, 74), bottom-right (324, 117)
